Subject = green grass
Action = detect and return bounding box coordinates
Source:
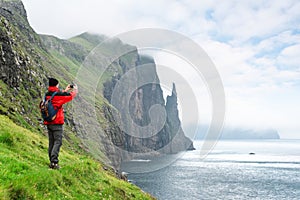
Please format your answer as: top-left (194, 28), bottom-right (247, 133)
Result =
top-left (68, 37), bottom-right (95, 52)
top-left (0, 115), bottom-right (155, 200)
top-left (48, 49), bottom-right (81, 76)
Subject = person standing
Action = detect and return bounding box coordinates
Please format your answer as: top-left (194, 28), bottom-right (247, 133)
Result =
top-left (44, 78), bottom-right (78, 169)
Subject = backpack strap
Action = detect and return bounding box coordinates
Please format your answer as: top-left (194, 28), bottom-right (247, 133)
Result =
top-left (49, 91), bottom-right (58, 101)
top-left (44, 91), bottom-right (58, 101)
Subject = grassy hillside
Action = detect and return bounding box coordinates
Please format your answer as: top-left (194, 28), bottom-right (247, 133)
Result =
top-left (1, 0), bottom-right (122, 168)
top-left (68, 32), bottom-right (106, 52)
top-left (0, 115), bottom-right (154, 200)
top-left (1, 2), bottom-right (156, 199)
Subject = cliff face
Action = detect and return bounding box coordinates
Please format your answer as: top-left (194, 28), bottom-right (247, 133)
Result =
top-left (165, 84), bottom-right (195, 152)
top-left (0, 0), bottom-right (194, 169)
top-left (0, 0), bottom-right (47, 130)
top-left (103, 56), bottom-right (194, 156)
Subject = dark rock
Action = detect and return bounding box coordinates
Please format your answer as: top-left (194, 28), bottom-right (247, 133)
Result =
top-left (164, 83), bottom-right (194, 153)
top-left (120, 172), bottom-right (128, 181)
top-left (103, 56), bottom-right (194, 156)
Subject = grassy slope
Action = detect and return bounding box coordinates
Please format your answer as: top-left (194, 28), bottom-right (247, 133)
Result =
top-left (0, 115), bottom-right (154, 200)
top-left (0, 2), bottom-right (154, 199)
top-left (68, 32), bottom-right (106, 52)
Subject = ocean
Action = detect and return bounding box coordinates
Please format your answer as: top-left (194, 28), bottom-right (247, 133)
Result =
top-left (121, 140), bottom-right (300, 200)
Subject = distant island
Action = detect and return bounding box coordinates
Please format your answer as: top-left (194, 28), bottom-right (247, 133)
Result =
top-left (219, 127), bottom-right (280, 140)
top-left (189, 126), bottom-right (280, 140)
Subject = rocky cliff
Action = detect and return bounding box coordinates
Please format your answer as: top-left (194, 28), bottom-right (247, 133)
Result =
top-left (0, 0), bottom-right (47, 130)
top-left (165, 83), bottom-right (195, 152)
top-left (103, 54), bottom-right (195, 156)
top-left (0, 0), bottom-right (194, 169)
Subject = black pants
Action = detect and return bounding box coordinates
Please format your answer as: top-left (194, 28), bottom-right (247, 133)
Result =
top-left (47, 124), bottom-right (63, 164)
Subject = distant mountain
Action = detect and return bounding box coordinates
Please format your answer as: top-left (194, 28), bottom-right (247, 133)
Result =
top-left (219, 127), bottom-right (280, 140)
top-left (187, 125), bottom-right (280, 140)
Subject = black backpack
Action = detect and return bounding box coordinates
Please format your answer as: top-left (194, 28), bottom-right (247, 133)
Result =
top-left (39, 92), bottom-right (58, 122)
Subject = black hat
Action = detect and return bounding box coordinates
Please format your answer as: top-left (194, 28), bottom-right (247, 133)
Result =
top-left (49, 78), bottom-right (59, 86)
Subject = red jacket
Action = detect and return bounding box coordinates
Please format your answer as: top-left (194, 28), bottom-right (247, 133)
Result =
top-left (44, 86), bottom-right (77, 125)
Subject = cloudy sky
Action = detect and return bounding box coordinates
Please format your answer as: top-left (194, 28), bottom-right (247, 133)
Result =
top-left (22, 0), bottom-right (300, 139)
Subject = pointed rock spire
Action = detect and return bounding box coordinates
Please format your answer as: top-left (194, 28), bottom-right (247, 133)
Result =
top-left (171, 82), bottom-right (177, 98)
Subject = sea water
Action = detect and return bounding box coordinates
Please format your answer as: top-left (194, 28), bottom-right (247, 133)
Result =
top-left (121, 140), bottom-right (300, 200)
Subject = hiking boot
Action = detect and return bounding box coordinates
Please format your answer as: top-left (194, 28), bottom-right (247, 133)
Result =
top-left (49, 162), bottom-right (60, 170)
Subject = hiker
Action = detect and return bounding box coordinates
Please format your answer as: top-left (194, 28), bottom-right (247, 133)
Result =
top-left (44, 78), bottom-right (78, 169)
